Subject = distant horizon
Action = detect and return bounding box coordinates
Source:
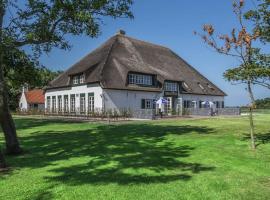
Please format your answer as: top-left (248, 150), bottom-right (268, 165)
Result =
top-left (32, 0), bottom-right (269, 106)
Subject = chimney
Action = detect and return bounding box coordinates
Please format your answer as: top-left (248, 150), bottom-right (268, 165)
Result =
top-left (22, 83), bottom-right (28, 93)
top-left (116, 29), bottom-right (126, 35)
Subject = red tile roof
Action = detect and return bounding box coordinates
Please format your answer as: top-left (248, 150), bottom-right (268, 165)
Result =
top-left (25, 89), bottom-right (45, 104)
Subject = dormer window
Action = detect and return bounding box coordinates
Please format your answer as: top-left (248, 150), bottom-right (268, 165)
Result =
top-left (128, 73), bottom-right (153, 86)
top-left (72, 74), bottom-right (85, 85)
top-left (73, 76), bottom-right (79, 84)
top-left (207, 83), bottom-right (215, 90)
top-left (79, 74), bottom-right (85, 84)
top-left (164, 82), bottom-right (178, 92)
top-left (183, 82), bottom-right (190, 90)
top-left (198, 82), bottom-right (205, 90)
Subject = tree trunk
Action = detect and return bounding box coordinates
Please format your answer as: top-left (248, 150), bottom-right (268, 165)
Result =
top-left (0, 148), bottom-right (7, 169)
top-left (247, 81), bottom-right (256, 149)
top-left (0, 1), bottom-right (22, 155)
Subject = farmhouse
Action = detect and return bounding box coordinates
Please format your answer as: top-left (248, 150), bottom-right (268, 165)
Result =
top-left (19, 87), bottom-right (45, 111)
top-left (45, 30), bottom-right (226, 118)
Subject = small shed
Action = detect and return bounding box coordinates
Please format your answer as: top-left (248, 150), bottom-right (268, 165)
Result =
top-left (19, 87), bottom-right (45, 111)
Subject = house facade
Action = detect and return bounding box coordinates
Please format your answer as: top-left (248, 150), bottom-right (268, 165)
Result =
top-left (19, 88), bottom-right (45, 111)
top-left (45, 31), bottom-right (226, 118)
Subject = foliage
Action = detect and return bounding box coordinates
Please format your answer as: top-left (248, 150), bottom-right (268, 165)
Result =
top-left (255, 97), bottom-right (270, 108)
top-left (195, 0), bottom-right (270, 149)
top-left (3, 48), bottom-right (61, 110)
top-left (245, 0), bottom-right (270, 42)
top-left (4, 0), bottom-right (133, 53)
top-left (1, 116), bottom-right (270, 199)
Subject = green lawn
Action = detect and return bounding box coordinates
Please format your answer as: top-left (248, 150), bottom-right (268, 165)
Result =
top-left (0, 115), bottom-right (270, 200)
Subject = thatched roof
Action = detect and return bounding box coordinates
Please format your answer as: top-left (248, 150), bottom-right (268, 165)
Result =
top-left (47, 32), bottom-right (226, 96)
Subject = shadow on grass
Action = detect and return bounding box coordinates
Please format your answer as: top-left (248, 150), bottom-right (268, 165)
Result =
top-left (9, 118), bottom-right (215, 185)
top-left (242, 132), bottom-right (270, 147)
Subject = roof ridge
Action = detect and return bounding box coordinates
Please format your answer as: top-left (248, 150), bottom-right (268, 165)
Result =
top-left (117, 34), bottom-right (170, 51)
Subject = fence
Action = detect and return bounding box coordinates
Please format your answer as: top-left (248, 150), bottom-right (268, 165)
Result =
top-left (16, 107), bottom-right (241, 120)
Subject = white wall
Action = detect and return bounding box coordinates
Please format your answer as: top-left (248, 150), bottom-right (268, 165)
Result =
top-left (19, 92), bottom-right (28, 111)
top-left (45, 83), bottom-right (103, 112)
top-left (103, 89), bottom-right (161, 110)
top-left (179, 94), bottom-right (225, 108)
top-left (180, 94), bottom-right (224, 102)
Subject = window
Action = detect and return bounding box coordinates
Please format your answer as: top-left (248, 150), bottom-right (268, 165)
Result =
top-left (207, 83), bottom-right (214, 90)
top-left (64, 95), bottom-right (69, 112)
top-left (199, 101), bottom-right (203, 108)
top-left (46, 96), bottom-right (51, 111)
top-left (58, 96), bottom-right (62, 112)
top-left (222, 101), bottom-right (224, 108)
top-left (164, 82), bottom-right (178, 92)
top-left (198, 83), bottom-right (205, 90)
top-left (128, 73), bottom-right (153, 86)
top-left (73, 76), bottom-right (79, 85)
top-left (141, 99), bottom-right (154, 109)
top-left (70, 94), bottom-right (75, 113)
top-left (80, 94), bottom-right (85, 113)
top-left (183, 82), bottom-right (190, 90)
top-left (52, 96), bottom-right (56, 113)
top-left (79, 74), bottom-right (85, 84)
top-left (88, 93), bottom-right (94, 112)
top-left (184, 100), bottom-right (192, 108)
top-left (216, 101), bottom-right (220, 108)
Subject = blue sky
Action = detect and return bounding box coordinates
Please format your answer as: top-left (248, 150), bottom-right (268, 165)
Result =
top-left (38, 0), bottom-right (269, 106)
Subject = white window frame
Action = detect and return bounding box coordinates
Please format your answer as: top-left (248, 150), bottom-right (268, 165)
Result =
top-left (64, 95), bottom-right (69, 112)
top-left (79, 74), bottom-right (85, 84)
top-left (46, 96), bottom-right (51, 111)
top-left (73, 76), bottom-right (79, 85)
top-left (164, 82), bottom-right (178, 92)
top-left (80, 94), bottom-right (86, 113)
top-left (145, 99), bottom-right (152, 109)
top-left (128, 73), bottom-right (153, 86)
top-left (52, 96), bottom-right (56, 113)
top-left (58, 96), bottom-right (62, 112)
top-left (88, 93), bottom-right (95, 112)
top-left (70, 94), bottom-right (76, 113)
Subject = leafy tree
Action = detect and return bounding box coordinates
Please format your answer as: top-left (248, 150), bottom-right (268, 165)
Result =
top-left (4, 48), bottom-right (61, 110)
top-left (195, 0), bottom-right (270, 149)
top-left (0, 0), bottom-right (133, 163)
top-left (255, 97), bottom-right (270, 108)
top-left (245, 0), bottom-right (270, 42)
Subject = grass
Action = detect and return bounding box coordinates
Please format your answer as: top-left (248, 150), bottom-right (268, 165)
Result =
top-left (0, 115), bottom-right (270, 200)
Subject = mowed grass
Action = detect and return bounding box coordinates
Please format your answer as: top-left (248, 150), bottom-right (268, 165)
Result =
top-left (0, 115), bottom-right (270, 200)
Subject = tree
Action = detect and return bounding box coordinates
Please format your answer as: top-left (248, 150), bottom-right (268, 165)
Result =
top-left (245, 0), bottom-right (270, 42)
top-left (4, 48), bottom-right (61, 110)
top-left (0, 0), bottom-right (133, 157)
top-left (194, 0), bottom-right (270, 149)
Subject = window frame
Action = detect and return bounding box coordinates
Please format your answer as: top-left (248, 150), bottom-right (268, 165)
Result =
top-left (52, 96), bottom-right (56, 113)
top-left (164, 81), bottom-right (178, 92)
top-left (58, 96), bottom-right (62, 112)
top-left (128, 73), bottom-right (153, 86)
top-left (88, 93), bottom-right (95, 113)
top-left (70, 94), bottom-right (76, 113)
top-left (80, 93), bottom-right (86, 113)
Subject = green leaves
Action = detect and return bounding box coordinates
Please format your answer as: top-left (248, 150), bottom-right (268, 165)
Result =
top-left (5, 0), bottom-right (133, 54)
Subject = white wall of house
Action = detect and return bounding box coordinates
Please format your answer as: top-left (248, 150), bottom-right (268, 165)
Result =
top-left (45, 83), bottom-right (103, 112)
top-left (19, 92), bottom-right (28, 110)
top-left (179, 94), bottom-right (225, 108)
top-left (103, 89), bottom-right (161, 110)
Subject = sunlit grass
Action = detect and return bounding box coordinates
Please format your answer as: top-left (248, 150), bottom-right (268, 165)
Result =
top-left (0, 115), bottom-right (270, 200)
